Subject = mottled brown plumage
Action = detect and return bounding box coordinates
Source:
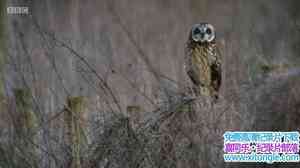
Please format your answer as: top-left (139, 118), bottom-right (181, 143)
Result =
top-left (184, 23), bottom-right (221, 100)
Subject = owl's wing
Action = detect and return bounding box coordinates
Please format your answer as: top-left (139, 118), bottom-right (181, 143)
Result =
top-left (211, 45), bottom-right (222, 92)
top-left (184, 44), bottom-right (201, 86)
top-left (187, 67), bottom-right (201, 86)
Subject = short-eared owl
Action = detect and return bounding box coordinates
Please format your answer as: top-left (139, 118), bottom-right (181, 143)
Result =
top-left (184, 23), bottom-right (221, 99)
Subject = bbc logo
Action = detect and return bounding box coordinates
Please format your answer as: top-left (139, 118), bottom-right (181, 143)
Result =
top-left (7, 6), bottom-right (29, 14)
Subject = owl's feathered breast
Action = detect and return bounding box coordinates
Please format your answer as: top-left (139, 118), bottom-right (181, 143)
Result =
top-left (185, 40), bottom-right (221, 96)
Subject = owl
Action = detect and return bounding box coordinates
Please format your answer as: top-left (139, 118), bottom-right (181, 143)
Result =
top-left (184, 23), bottom-right (222, 100)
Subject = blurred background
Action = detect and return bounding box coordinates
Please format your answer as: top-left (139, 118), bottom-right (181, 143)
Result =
top-left (0, 0), bottom-right (300, 167)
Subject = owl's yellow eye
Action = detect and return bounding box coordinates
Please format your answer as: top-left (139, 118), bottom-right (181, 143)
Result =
top-left (206, 28), bottom-right (212, 35)
top-left (193, 28), bottom-right (201, 35)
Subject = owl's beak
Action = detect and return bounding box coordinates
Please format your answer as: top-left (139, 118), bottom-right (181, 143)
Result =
top-left (200, 33), bottom-right (205, 39)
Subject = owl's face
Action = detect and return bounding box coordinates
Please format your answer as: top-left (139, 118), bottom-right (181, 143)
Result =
top-left (190, 23), bottom-right (215, 43)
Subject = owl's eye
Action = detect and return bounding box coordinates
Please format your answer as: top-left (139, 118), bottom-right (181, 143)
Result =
top-left (193, 28), bottom-right (201, 35)
top-left (206, 28), bottom-right (212, 35)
